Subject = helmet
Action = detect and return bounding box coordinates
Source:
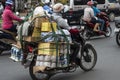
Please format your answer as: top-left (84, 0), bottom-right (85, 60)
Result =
top-left (53, 3), bottom-right (64, 12)
top-left (5, 0), bottom-right (13, 5)
top-left (93, 1), bottom-right (98, 7)
top-left (41, 0), bottom-right (50, 4)
top-left (64, 5), bottom-right (70, 13)
top-left (87, 1), bottom-right (93, 6)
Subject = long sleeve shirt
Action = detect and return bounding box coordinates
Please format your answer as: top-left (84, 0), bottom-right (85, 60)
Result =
top-left (52, 12), bottom-right (71, 30)
top-left (2, 5), bottom-right (22, 29)
top-left (92, 6), bottom-right (101, 16)
top-left (83, 6), bottom-right (95, 21)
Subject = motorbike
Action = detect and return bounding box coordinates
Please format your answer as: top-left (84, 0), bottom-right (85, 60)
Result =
top-left (0, 12), bottom-right (22, 55)
top-left (7, 4), bottom-right (97, 79)
top-left (0, 29), bottom-right (17, 55)
top-left (9, 14), bottom-right (97, 80)
top-left (24, 31), bottom-right (97, 80)
top-left (114, 20), bottom-right (120, 46)
top-left (81, 12), bottom-right (112, 40)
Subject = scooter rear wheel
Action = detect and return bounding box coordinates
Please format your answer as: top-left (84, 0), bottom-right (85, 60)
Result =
top-left (79, 43), bottom-right (97, 71)
top-left (105, 26), bottom-right (112, 37)
top-left (82, 29), bottom-right (90, 40)
top-left (29, 57), bottom-right (50, 80)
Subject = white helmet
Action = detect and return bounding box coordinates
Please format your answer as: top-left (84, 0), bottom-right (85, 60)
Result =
top-left (41, 0), bottom-right (50, 4)
top-left (64, 5), bottom-right (70, 13)
top-left (53, 3), bottom-right (64, 13)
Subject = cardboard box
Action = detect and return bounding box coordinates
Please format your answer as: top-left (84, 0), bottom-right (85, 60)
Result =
top-left (23, 36), bottom-right (40, 42)
top-left (33, 66), bottom-right (46, 74)
top-left (32, 27), bottom-right (41, 37)
top-left (16, 41), bottom-right (21, 48)
top-left (38, 43), bottom-right (70, 56)
top-left (41, 22), bottom-right (57, 32)
top-left (38, 43), bottom-right (58, 56)
top-left (34, 17), bottom-right (48, 27)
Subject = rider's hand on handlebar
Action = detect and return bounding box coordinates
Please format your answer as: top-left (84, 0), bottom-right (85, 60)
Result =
top-left (19, 20), bottom-right (25, 24)
top-left (69, 28), bottom-right (80, 34)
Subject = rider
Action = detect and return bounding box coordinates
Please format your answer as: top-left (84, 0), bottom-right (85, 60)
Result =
top-left (92, 1), bottom-right (105, 31)
top-left (83, 1), bottom-right (100, 32)
top-left (52, 3), bottom-right (81, 64)
top-left (1, 0), bottom-right (23, 33)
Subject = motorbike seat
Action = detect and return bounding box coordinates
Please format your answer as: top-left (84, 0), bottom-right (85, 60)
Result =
top-left (82, 19), bottom-right (95, 28)
top-left (0, 28), bottom-right (17, 37)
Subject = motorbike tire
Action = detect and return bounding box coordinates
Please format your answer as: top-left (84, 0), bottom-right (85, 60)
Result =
top-left (105, 26), bottom-right (112, 37)
top-left (79, 43), bottom-right (97, 71)
top-left (0, 50), bottom-right (3, 55)
top-left (29, 57), bottom-right (50, 80)
top-left (116, 32), bottom-right (120, 46)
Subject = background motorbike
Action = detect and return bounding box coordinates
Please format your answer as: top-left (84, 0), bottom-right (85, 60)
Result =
top-left (0, 29), bottom-right (17, 55)
top-left (0, 12), bottom-right (24, 55)
top-left (114, 20), bottom-right (120, 46)
top-left (81, 12), bottom-right (112, 40)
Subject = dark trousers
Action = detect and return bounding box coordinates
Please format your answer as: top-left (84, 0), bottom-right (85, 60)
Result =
top-left (70, 42), bottom-right (80, 62)
top-left (6, 25), bottom-right (17, 33)
top-left (70, 33), bottom-right (81, 62)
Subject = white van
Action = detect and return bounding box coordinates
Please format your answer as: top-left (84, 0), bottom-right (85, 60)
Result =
top-left (61, 0), bottom-right (120, 25)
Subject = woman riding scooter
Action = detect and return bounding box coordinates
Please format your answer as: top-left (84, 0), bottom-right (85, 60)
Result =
top-left (1, 0), bottom-right (23, 34)
top-left (0, 0), bottom-right (24, 55)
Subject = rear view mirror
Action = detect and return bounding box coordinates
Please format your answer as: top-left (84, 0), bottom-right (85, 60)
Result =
top-left (15, 12), bottom-right (20, 16)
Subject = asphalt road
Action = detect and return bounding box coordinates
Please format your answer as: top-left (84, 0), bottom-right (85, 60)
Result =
top-left (0, 21), bottom-right (120, 80)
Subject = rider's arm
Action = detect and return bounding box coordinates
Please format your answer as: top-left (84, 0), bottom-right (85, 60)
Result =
top-left (52, 13), bottom-right (71, 30)
top-left (95, 7), bottom-right (101, 15)
top-left (8, 10), bottom-right (22, 21)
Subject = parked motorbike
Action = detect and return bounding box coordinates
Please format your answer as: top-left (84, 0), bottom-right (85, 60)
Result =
top-left (0, 29), bottom-right (17, 55)
top-left (81, 12), bottom-right (112, 40)
top-left (114, 20), bottom-right (120, 46)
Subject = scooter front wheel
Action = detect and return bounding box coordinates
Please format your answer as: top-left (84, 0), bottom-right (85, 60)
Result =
top-left (79, 43), bottom-right (97, 71)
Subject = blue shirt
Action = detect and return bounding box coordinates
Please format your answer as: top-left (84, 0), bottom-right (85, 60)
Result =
top-left (92, 6), bottom-right (100, 16)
